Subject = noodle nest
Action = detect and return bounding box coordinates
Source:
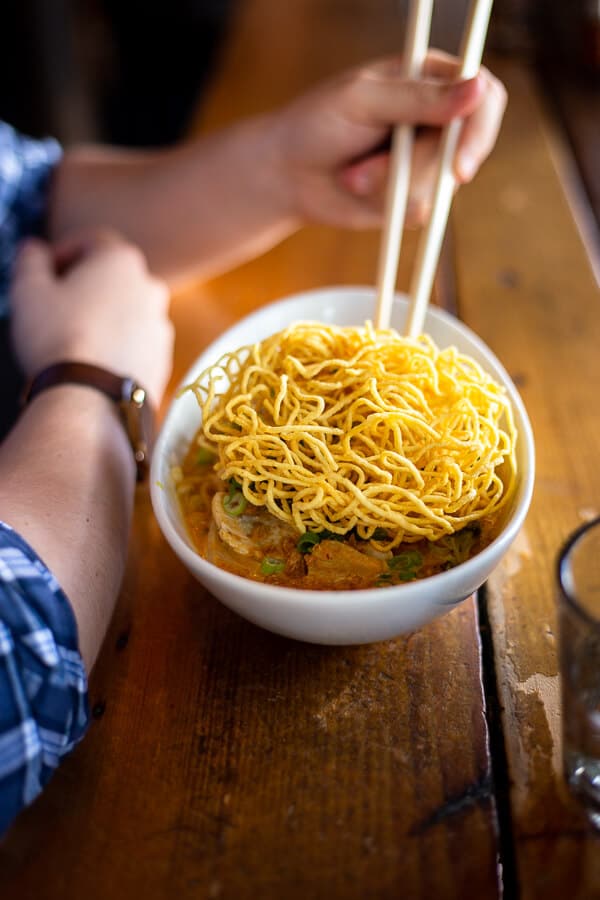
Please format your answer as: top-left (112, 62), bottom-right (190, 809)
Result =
top-left (184, 321), bottom-right (517, 550)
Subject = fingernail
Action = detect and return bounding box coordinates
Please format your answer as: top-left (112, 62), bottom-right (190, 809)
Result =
top-left (352, 169), bottom-right (373, 196)
top-left (457, 153), bottom-right (477, 181)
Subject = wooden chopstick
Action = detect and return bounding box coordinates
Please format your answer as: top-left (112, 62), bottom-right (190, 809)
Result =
top-left (404, 0), bottom-right (494, 337)
top-left (374, 0), bottom-right (433, 329)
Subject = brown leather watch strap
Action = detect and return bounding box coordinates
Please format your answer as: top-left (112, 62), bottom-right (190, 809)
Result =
top-left (26, 361), bottom-right (131, 404)
top-left (24, 361), bottom-right (155, 482)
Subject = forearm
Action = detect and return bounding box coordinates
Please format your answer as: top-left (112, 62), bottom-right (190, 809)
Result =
top-left (48, 115), bottom-right (300, 288)
top-left (0, 386), bottom-right (135, 671)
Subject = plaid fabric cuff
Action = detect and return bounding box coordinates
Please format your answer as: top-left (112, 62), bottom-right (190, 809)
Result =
top-left (0, 121), bottom-right (62, 315)
top-left (0, 522), bottom-right (89, 833)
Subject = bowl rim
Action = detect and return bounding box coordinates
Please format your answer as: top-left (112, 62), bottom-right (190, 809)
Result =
top-left (151, 285), bottom-right (535, 604)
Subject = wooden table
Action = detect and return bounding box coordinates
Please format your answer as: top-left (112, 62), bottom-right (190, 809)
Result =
top-left (2, 2), bottom-right (600, 898)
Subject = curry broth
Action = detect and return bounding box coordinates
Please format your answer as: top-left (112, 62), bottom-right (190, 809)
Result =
top-left (174, 429), bottom-right (499, 591)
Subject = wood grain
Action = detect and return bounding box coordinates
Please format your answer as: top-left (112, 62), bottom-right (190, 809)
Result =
top-left (0, 2), bottom-right (502, 899)
top-left (0, 586), bottom-right (500, 900)
top-left (5, 2), bottom-right (600, 898)
top-left (453, 56), bottom-right (600, 899)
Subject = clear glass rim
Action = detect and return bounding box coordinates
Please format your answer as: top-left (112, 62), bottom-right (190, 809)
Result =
top-left (557, 515), bottom-right (600, 626)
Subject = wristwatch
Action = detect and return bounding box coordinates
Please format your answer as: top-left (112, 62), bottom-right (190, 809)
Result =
top-left (24, 361), bottom-right (155, 482)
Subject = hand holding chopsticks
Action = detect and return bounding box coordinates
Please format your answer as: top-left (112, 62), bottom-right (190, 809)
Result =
top-left (374, 0), bottom-right (495, 334)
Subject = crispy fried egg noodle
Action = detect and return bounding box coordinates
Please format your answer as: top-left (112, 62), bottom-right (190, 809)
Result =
top-left (184, 321), bottom-right (518, 550)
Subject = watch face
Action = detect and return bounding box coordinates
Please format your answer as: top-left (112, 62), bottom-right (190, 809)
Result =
top-left (122, 384), bottom-right (155, 481)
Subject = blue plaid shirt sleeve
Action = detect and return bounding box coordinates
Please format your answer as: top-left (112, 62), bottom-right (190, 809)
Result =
top-left (0, 121), bottom-right (62, 316)
top-left (0, 522), bottom-right (89, 834)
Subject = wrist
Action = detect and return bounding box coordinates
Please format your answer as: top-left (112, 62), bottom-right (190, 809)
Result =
top-left (230, 112), bottom-right (303, 232)
top-left (25, 383), bottom-right (136, 481)
top-left (23, 362), bottom-right (155, 482)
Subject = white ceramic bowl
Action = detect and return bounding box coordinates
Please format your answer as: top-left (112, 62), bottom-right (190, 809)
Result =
top-left (151, 287), bottom-right (535, 644)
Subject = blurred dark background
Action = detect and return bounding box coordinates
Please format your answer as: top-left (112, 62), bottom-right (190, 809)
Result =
top-left (1, 0), bottom-right (598, 143)
top-left (0, 0), bottom-right (598, 221)
top-left (0, 0), bottom-right (238, 145)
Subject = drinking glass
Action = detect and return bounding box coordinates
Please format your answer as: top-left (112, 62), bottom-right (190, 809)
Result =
top-left (558, 516), bottom-right (600, 828)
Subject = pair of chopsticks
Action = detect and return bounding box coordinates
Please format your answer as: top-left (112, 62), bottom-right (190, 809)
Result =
top-left (374, 0), bottom-right (494, 335)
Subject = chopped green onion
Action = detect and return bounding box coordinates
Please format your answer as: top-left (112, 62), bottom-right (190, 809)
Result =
top-left (297, 528), bottom-right (350, 554)
top-left (447, 523), bottom-right (481, 565)
top-left (260, 557), bottom-right (285, 575)
top-left (297, 531), bottom-right (323, 554)
top-left (388, 551), bottom-right (423, 572)
top-left (399, 570), bottom-right (418, 582)
top-left (371, 527), bottom-right (390, 542)
top-left (223, 491), bottom-right (247, 517)
top-left (196, 447), bottom-right (217, 465)
top-left (375, 573), bottom-right (393, 586)
top-left (387, 550), bottom-right (423, 582)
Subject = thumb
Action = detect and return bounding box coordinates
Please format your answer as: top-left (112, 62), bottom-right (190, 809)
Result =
top-left (12, 237), bottom-right (55, 285)
top-left (340, 151), bottom-right (389, 196)
top-left (52, 227), bottom-right (125, 275)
